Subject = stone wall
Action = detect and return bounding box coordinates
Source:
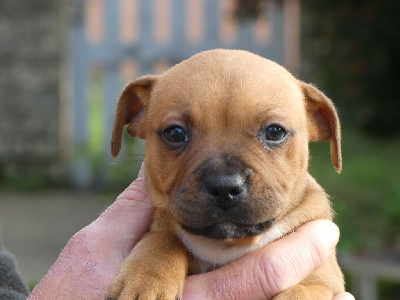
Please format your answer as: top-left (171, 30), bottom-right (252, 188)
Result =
top-left (0, 1), bottom-right (67, 183)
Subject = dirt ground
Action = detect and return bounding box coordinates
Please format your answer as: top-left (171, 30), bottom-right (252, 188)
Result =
top-left (0, 189), bottom-right (113, 283)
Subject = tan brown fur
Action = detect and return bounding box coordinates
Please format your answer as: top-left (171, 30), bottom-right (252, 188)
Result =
top-left (106, 49), bottom-right (345, 299)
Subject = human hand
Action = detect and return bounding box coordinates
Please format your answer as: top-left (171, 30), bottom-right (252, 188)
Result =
top-left (29, 165), bottom-right (353, 300)
top-left (29, 166), bottom-right (153, 299)
top-left (182, 220), bottom-right (354, 300)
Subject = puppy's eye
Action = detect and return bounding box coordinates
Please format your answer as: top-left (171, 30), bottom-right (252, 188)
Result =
top-left (265, 125), bottom-right (286, 141)
top-left (163, 125), bottom-right (189, 144)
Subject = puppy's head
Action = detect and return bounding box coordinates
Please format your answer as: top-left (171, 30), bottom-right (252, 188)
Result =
top-left (111, 49), bottom-right (341, 242)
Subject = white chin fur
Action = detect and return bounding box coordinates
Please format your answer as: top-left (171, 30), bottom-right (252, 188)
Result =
top-left (177, 223), bottom-right (284, 268)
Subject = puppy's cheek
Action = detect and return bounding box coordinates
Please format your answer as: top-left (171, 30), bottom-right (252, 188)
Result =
top-left (250, 173), bottom-right (287, 206)
top-left (171, 181), bottom-right (209, 224)
top-left (285, 137), bottom-right (309, 172)
top-left (251, 147), bottom-right (307, 203)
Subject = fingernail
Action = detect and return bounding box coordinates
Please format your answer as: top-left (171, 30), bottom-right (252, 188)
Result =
top-left (319, 220), bottom-right (340, 251)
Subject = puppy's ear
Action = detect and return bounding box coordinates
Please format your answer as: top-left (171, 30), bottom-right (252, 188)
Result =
top-left (111, 75), bottom-right (158, 157)
top-left (300, 82), bottom-right (342, 173)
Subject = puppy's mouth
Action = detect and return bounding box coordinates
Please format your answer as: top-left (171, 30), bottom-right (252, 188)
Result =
top-left (181, 219), bottom-right (274, 240)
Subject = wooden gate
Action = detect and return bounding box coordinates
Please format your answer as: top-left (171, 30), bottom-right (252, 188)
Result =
top-left (70, 0), bottom-right (300, 187)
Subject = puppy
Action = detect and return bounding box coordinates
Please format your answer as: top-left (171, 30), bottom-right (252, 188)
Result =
top-left (106, 49), bottom-right (345, 299)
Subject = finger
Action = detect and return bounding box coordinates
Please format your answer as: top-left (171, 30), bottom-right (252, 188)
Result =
top-left (182, 220), bottom-right (339, 300)
top-left (333, 292), bottom-right (355, 300)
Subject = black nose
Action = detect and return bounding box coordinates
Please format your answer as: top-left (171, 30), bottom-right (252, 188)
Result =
top-left (202, 173), bottom-right (247, 210)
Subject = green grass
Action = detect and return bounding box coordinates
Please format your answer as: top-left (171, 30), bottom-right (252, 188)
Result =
top-left (88, 69), bottom-right (104, 160)
top-left (28, 279), bottom-right (39, 292)
top-left (85, 68), bottom-right (143, 188)
top-left (309, 128), bottom-right (400, 253)
top-left (309, 129), bottom-right (400, 298)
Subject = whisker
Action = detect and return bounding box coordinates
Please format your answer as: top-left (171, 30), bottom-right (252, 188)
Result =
top-left (126, 153), bottom-right (145, 157)
top-left (108, 159), bottom-right (144, 166)
top-left (310, 151), bottom-right (330, 156)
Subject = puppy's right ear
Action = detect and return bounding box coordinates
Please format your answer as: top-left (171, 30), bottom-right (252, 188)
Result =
top-left (111, 75), bottom-right (158, 157)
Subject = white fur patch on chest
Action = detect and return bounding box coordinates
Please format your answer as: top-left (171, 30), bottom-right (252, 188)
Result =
top-left (177, 223), bottom-right (284, 270)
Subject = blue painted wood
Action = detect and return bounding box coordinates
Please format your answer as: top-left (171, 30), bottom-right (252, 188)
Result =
top-left (269, 1), bottom-right (284, 64)
top-left (205, 0), bottom-right (219, 46)
top-left (104, 0), bottom-right (122, 160)
top-left (71, 13), bottom-right (92, 188)
top-left (138, 0), bottom-right (155, 74)
top-left (172, 0), bottom-right (185, 47)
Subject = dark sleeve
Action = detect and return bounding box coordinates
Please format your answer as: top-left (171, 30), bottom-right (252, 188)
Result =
top-left (0, 229), bottom-right (29, 300)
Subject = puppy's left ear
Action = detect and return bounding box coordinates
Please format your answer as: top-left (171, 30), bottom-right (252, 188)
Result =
top-left (300, 81), bottom-right (342, 173)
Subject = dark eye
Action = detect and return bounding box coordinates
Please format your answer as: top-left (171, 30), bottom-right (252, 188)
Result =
top-left (265, 125), bottom-right (286, 141)
top-left (163, 125), bottom-right (189, 144)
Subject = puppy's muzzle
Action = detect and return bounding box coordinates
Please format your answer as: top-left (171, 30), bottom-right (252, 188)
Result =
top-left (177, 156), bottom-right (276, 240)
top-left (202, 172), bottom-right (247, 211)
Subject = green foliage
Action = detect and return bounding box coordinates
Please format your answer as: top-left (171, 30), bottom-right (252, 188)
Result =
top-left (82, 67), bottom-right (143, 189)
top-left (302, 0), bottom-right (400, 135)
top-left (88, 67), bottom-right (105, 160)
top-left (0, 173), bottom-right (48, 190)
top-left (28, 279), bottom-right (39, 292)
top-left (309, 128), bottom-right (400, 253)
top-left (380, 280), bottom-right (400, 300)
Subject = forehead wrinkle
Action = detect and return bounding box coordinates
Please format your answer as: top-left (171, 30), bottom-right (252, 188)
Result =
top-left (160, 109), bottom-right (192, 126)
top-left (257, 92), bottom-right (278, 120)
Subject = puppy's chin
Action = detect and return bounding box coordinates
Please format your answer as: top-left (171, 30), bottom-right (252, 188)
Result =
top-left (176, 220), bottom-right (284, 267)
top-left (181, 219), bottom-right (274, 240)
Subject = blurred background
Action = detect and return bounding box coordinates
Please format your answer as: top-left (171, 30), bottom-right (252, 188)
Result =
top-left (0, 0), bottom-right (399, 298)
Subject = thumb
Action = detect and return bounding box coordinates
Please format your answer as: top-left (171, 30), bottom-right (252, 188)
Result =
top-left (182, 220), bottom-right (339, 300)
top-left (333, 292), bottom-right (355, 300)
